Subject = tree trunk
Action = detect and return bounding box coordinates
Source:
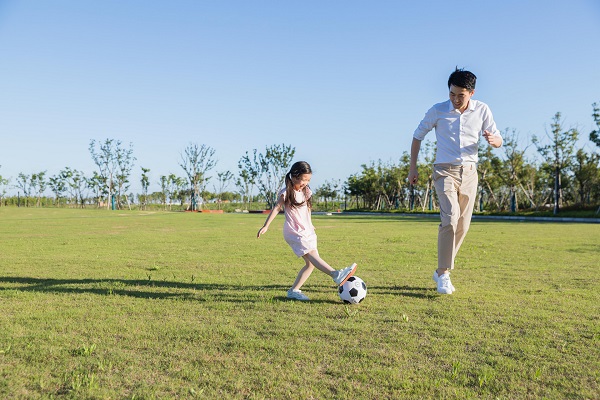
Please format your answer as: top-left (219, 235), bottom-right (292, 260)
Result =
top-left (485, 181), bottom-right (501, 210)
top-left (553, 166), bottom-right (560, 215)
top-left (518, 182), bottom-right (536, 209)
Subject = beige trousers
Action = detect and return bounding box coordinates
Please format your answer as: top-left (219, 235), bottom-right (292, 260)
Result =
top-left (433, 163), bottom-right (478, 270)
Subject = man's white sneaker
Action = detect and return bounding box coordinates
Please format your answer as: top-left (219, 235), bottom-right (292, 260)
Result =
top-left (287, 289), bottom-right (310, 301)
top-left (433, 271), bottom-right (455, 293)
top-left (332, 263), bottom-right (358, 286)
top-left (436, 273), bottom-right (454, 295)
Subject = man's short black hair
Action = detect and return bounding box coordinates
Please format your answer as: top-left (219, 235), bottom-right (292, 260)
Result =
top-left (448, 67), bottom-right (477, 91)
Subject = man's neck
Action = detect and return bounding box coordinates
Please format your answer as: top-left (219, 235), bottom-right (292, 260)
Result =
top-left (457, 101), bottom-right (470, 114)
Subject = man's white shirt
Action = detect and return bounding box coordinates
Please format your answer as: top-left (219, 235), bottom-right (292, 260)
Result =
top-left (413, 99), bottom-right (501, 165)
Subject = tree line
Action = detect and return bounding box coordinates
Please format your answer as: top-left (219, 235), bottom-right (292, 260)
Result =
top-left (346, 111), bottom-right (600, 214)
top-left (0, 141), bottom-right (297, 211)
top-left (1, 108), bottom-right (599, 215)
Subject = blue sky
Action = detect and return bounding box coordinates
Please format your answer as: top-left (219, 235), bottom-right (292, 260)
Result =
top-left (1, 0), bottom-right (599, 195)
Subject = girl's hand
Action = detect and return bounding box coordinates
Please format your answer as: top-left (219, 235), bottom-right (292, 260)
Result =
top-left (257, 226), bottom-right (268, 238)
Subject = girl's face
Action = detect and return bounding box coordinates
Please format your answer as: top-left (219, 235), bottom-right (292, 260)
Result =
top-left (292, 173), bottom-right (311, 191)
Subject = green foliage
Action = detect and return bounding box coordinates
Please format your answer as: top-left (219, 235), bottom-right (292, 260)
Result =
top-left (258, 144), bottom-right (296, 209)
top-left (238, 144), bottom-right (296, 210)
top-left (179, 143), bottom-right (217, 211)
top-left (0, 209), bottom-right (599, 398)
top-left (533, 113), bottom-right (580, 214)
top-left (89, 138), bottom-right (136, 210)
top-left (590, 102), bottom-right (600, 148)
top-left (4, 125), bottom-right (600, 213)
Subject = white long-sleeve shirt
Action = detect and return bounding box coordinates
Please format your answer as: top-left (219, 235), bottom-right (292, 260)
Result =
top-left (413, 99), bottom-right (501, 165)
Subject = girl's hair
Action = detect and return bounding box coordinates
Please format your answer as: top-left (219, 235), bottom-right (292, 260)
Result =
top-left (284, 161), bottom-right (312, 209)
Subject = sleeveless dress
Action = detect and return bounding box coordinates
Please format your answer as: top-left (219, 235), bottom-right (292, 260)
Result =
top-left (278, 187), bottom-right (317, 257)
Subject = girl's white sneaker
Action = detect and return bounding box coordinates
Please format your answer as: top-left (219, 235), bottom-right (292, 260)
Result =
top-left (287, 289), bottom-right (309, 301)
top-left (333, 263), bottom-right (358, 286)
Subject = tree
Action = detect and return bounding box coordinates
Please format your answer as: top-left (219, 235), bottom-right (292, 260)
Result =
top-left (89, 139), bottom-right (135, 210)
top-left (140, 167), bottom-right (151, 211)
top-left (48, 173), bottom-right (67, 206)
top-left (590, 102), bottom-right (600, 148)
top-left (315, 179), bottom-right (340, 210)
top-left (171, 175), bottom-right (187, 207)
top-left (59, 167), bottom-right (88, 208)
top-left (15, 173), bottom-right (31, 207)
top-left (214, 170), bottom-right (234, 209)
top-left (590, 103), bottom-right (600, 214)
top-left (344, 160), bottom-right (409, 211)
top-left (115, 144), bottom-right (136, 210)
top-left (0, 166), bottom-right (9, 207)
top-left (572, 149), bottom-right (600, 206)
top-left (478, 138), bottom-right (503, 211)
top-left (30, 171), bottom-right (48, 208)
top-left (345, 162), bottom-right (383, 210)
top-left (237, 150), bottom-right (260, 210)
top-left (159, 175), bottom-right (169, 209)
top-left (179, 144), bottom-right (217, 211)
top-left (533, 112), bottom-right (579, 214)
top-left (520, 162), bottom-right (543, 210)
top-left (498, 129), bottom-right (534, 211)
top-left (160, 174), bottom-right (186, 210)
top-left (87, 171), bottom-right (106, 208)
top-left (377, 161), bottom-right (404, 210)
top-left (255, 144), bottom-right (295, 209)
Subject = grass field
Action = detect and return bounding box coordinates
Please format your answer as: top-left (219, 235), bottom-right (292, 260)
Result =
top-left (0, 208), bottom-right (599, 399)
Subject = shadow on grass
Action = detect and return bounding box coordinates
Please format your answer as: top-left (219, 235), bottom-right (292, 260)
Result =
top-left (271, 295), bottom-right (339, 304)
top-left (0, 277), bottom-right (432, 302)
top-left (369, 284), bottom-right (437, 299)
top-left (0, 276), bottom-right (293, 303)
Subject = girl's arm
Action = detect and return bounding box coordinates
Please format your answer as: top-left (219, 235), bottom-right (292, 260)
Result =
top-left (257, 195), bottom-right (285, 238)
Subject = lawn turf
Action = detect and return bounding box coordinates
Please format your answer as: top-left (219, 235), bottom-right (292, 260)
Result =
top-left (1, 208), bottom-right (599, 399)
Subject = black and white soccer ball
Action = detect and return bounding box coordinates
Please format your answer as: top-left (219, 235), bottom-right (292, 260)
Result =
top-left (338, 276), bottom-right (367, 304)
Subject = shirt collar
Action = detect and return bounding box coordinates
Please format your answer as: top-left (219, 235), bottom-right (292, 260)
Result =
top-left (466, 99), bottom-right (476, 112)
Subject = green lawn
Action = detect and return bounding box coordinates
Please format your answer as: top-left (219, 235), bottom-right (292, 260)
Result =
top-left (0, 208), bottom-right (599, 399)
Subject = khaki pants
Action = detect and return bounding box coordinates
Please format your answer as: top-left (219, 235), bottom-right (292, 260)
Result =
top-left (433, 163), bottom-right (478, 270)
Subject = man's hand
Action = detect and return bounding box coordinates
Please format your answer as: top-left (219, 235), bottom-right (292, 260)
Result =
top-left (483, 130), bottom-right (502, 148)
top-left (408, 168), bottom-right (419, 185)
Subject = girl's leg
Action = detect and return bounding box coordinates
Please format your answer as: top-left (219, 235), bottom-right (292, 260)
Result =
top-left (303, 249), bottom-right (357, 286)
top-left (303, 250), bottom-right (336, 276)
top-left (291, 258), bottom-right (315, 291)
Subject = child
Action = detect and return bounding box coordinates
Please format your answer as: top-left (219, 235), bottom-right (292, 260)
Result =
top-left (257, 161), bottom-right (357, 301)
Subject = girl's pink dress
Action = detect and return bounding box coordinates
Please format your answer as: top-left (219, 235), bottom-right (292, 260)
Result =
top-left (278, 187), bottom-right (317, 257)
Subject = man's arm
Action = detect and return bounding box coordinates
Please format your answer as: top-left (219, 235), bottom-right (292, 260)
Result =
top-left (408, 138), bottom-right (422, 184)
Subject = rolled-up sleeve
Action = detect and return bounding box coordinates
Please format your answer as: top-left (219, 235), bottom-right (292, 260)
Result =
top-left (413, 106), bottom-right (437, 141)
top-left (482, 105), bottom-right (501, 138)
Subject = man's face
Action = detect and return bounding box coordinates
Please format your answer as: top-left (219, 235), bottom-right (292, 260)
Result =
top-left (449, 84), bottom-right (474, 112)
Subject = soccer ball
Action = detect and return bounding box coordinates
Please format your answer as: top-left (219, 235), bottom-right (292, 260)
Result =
top-left (338, 276), bottom-right (367, 304)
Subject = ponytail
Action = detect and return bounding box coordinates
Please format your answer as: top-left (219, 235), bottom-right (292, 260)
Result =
top-left (283, 161), bottom-right (312, 209)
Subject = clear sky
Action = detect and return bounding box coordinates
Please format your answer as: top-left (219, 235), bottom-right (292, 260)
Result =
top-left (1, 0), bottom-right (599, 195)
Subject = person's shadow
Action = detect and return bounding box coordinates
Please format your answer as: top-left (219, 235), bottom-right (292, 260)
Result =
top-left (1, 277), bottom-right (435, 302)
top-left (1, 276), bottom-right (284, 302)
top-left (0, 276), bottom-right (344, 303)
top-left (367, 284), bottom-right (436, 299)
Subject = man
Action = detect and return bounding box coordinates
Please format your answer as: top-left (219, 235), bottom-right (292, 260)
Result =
top-left (408, 68), bottom-right (503, 294)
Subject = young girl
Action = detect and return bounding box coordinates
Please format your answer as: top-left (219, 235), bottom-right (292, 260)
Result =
top-left (257, 161), bottom-right (357, 301)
